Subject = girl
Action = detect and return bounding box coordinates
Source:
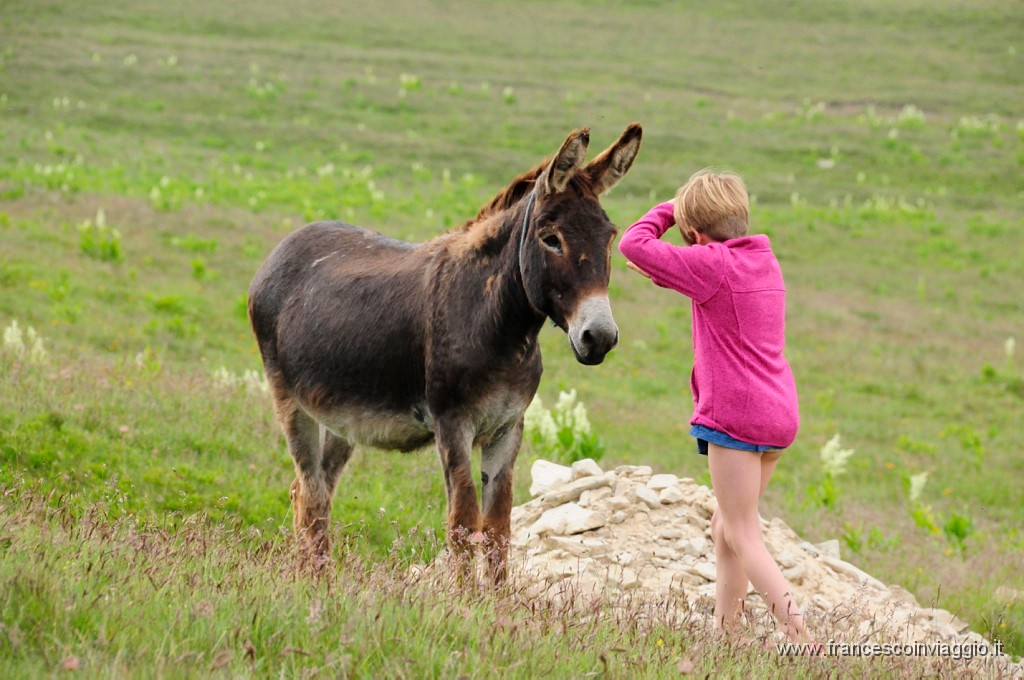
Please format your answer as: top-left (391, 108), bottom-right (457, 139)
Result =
top-left (619, 169), bottom-right (813, 645)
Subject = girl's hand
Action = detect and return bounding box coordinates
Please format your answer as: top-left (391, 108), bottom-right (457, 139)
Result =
top-left (626, 260), bottom-right (652, 279)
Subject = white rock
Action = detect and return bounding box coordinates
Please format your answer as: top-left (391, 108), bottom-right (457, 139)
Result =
top-left (615, 465), bottom-right (653, 479)
top-left (798, 541), bottom-right (821, 557)
top-left (775, 548), bottom-right (799, 569)
top-left (579, 487), bottom-right (612, 507)
top-left (647, 473), bottom-right (679, 490)
top-left (606, 566), bottom-right (639, 590)
top-left (685, 562), bottom-right (717, 582)
top-left (505, 460), bottom-right (1008, 657)
top-left (821, 556), bottom-right (888, 591)
top-left (607, 495), bottom-right (631, 510)
top-left (529, 460), bottom-right (571, 497)
top-left (564, 506), bottom-right (606, 535)
top-left (782, 562), bottom-right (806, 584)
top-left (659, 487), bottom-right (685, 504)
top-left (681, 537), bottom-right (708, 558)
top-left (815, 539), bottom-right (841, 560)
top-left (889, 584), bottom-right (920, 608)
top-left (634, 486), bottom-right (661, 509)
top-left (570, 458), bottom-right (603, 480)
top-left (529, 502), bottom-right (604, 536)
top-left (543, 536), bottom-right (607, 557)
top-left (658, 526), bottom-right (683, 540)
top-left (541, 474), bottom-right (613, 505)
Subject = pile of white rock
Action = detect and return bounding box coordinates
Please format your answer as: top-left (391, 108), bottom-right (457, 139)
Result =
top-left (509, 458), bottom-right (1018, 667)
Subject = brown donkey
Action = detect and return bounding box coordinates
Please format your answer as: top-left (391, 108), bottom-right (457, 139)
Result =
top-left (248, 124), bottom-right (642, 580)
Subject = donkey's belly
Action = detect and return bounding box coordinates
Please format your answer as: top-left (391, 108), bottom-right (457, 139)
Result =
top-left (312, 403), bottom-right (435, 452)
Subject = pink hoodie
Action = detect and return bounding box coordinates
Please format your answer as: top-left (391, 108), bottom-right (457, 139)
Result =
top-left (618, 202), bottom-right (799, 448)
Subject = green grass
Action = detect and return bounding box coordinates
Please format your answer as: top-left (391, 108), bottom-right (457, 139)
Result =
top-left (2, 0), bottom-right (1023, 674)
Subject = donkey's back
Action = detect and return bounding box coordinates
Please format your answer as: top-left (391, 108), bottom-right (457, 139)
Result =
top-left (249, 221), bottom-right (436, 450)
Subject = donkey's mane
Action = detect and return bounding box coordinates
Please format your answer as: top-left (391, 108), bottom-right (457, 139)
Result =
top-left (459, 161), bottom-right (545, 229)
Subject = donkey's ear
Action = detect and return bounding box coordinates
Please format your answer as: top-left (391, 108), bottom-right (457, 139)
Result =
top-left (537, 128), bottom-right (590, 196)
top-left (586, 122), bottom-right (643, 195)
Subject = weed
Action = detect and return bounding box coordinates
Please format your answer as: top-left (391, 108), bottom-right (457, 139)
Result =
top-left (524, 389), bottom-right (604, 465)
top-left (808, 434), bottom-right (854, 510)
top-left (77, 209), bottom-right (122, 262)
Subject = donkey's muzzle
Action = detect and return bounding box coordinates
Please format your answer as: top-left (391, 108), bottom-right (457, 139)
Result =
top-left (569, 295), bottom-right (618, 366)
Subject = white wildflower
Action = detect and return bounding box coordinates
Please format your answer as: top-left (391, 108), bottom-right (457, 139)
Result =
top-left (26, 327), bottom-right (47, 364)
top-left (1006, 337), bottom-right (1016, 360)
top-left (571, 401), bottom-right (591, 436)
top-left (524, 395), bottom-right (557, 448)
top-left (820, 434), bottom-right (855, 477)
top-left (909, 471), bottom-right (929, 503)
top-left (554, 388), bottom-right (578, 414)
top-left (3, 320), bottom-right (25, 355)
top-left (212, 366), bottom-right (236, 389)
top-left (3, 320), bottom-right (47, 364)
top-left (241, 369), bottom-right (269, 395)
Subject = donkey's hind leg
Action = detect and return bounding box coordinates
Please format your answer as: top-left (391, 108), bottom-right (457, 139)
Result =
top-left (279, 400), bottom-right (335, 567)
top-left (320, 429), bottom-right (354, 507)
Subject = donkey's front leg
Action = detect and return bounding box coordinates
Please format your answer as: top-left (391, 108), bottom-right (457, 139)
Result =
top-left (435, 418), bottom-right (482, 559)
top-left (481, 421), bottom-right (522, 584)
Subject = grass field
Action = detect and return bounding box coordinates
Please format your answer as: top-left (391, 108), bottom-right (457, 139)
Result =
top-left (2, 0), bottom-right (1022, 675)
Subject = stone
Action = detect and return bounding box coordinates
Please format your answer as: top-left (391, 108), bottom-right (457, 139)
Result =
top-left (634, 486), bottom-right (661, 509)
top-left (815, 539), bottom-right (841, 560)
top-left (528, 502), bottom-right (605, 536)
top-left (570, 458), bottom-right (604, 481)
top-left (681, 537), bottom-right (708, 558)
top-left (529, 460), bottom-right (571, 497)
top-left (821, 556), bottom-right (887, 591)
top-left (543, 536), bottom-right (607, 557)
top-left (605, 565), bottom-right (639, 590)
top-left (658, 526), bottom-right (683, 540)
top-left (647, 473), bottom-right (679, 490)
top-left (616, 465), bottom-right (653, 479)
top-left (684, 561), bottom-right (718, 582)
top-left (889, 584), bottom-right (920, 608)
top-left (488, 459), bottom-right (1012, 669)
top-left (782, 562), bottom-right (806, 584)
top-left (659, 487), bottom-right (685, 504)
top-left (579, 487), bottom-right (612, 507)
top-left (607, 495), bottom-right (631, 510)
top-left (775, 548), bottom-right (799, 569)
top-left (541, 474), bottom-right (613, 506)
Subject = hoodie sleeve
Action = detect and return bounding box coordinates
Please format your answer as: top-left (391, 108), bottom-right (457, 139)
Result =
top-left (618, 202), bottom-right (724, 303)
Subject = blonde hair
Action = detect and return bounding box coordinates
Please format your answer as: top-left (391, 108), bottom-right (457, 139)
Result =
top-left (673, 169), bottom-right (749, 243)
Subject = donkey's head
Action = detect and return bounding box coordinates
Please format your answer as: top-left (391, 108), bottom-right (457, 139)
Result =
top-left (518, 123), bottom-right (642, 365)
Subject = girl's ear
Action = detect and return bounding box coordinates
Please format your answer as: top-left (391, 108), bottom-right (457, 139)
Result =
top-left (680, 225), bottom-right (699, 246)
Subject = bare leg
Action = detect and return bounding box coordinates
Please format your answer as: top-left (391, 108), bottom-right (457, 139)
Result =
top-left (710, 448), bottom-right (783, 632)
top-left (708, 444), bottom-right (808, 642)
top-left (480, 422), bottom-right (522, 583)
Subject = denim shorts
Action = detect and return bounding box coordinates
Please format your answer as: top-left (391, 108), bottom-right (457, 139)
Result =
top-left (691, 425), bottom-right (783, 456)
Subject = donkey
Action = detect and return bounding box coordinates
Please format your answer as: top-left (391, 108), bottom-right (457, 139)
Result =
top-left (248, 123), bottom-right (642, 580)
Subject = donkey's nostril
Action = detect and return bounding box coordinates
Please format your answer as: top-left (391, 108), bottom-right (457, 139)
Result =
top-left (581, 329), bottom-right (595, 348)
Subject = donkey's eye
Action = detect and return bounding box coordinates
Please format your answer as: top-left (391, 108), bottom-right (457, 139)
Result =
top-left (541, 234), bottom-right (563, 254)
